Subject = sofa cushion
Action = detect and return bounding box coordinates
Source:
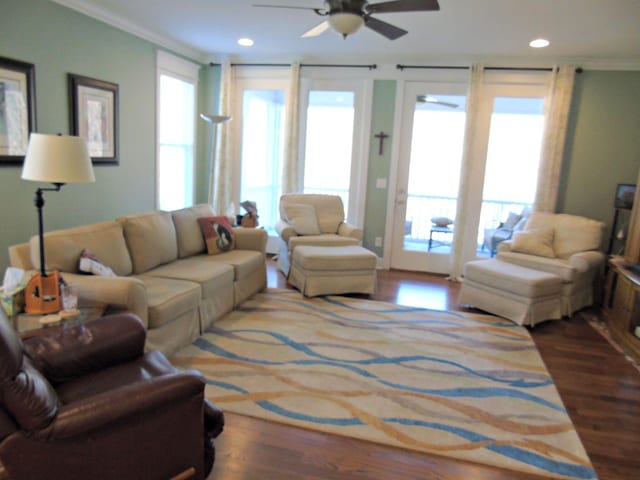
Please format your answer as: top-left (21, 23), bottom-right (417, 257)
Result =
top-left (133, 275), bottom-right (200, 329)
top-left (526, 212), bottom-right (604, 259)
top-left (283, 203), bottom-right (321, 235)
top-left (497, 251), bottom-right (577, 282)
top-left (198, 216), bottom-right (235, 254)
top-left (208, 250), bottom-right (265, 281)
top-left (118, 211), bottom-right (178, 274)
top-left (171, 204), bottom-right (214, 258)
top-left (30, 221), bottom-right (132, 276)
top-left (143, 257), bottom-right (234, 300)
top-left (280, 194), bottom-right (344, 234)
top-left (288, 234), bottom-right (360, 254)
top-left (511, 228), bottom-right (555, 258)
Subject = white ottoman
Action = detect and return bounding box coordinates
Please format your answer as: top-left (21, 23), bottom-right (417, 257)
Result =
top-left (460, 258), bottom-right (563, 326)
top-left (289, 245), bottom-right (377, 297)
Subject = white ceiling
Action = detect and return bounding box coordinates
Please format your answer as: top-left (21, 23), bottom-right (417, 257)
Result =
top-left (54, 0), bottom-right (640, 68)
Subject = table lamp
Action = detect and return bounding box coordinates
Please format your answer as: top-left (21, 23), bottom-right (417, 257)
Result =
top-left (21, 133), bottom-right (95, 313)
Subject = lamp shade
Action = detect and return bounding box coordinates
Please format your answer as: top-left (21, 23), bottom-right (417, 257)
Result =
top-left (22, 134), bottom-right (95, 184)
top-left (328, 13), bottom-right (364, 36)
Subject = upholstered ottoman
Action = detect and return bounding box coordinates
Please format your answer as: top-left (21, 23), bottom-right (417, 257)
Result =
top-left (460, 258), bottom-right (563, 326)
top-left (289, 245), bottom-right (377, 297)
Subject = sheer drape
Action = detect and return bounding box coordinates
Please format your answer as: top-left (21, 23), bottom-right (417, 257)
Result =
top-left (282, 61), bottom-right (301, 194)
top-left (534, 65), bottom-right (576, 212)
top-left (209, 60), bottom-right (235, 213)
top-left (449, 64), bottom-right (484, 281)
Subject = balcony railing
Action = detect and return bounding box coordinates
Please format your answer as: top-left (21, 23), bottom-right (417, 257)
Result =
top-left (404, 194), bottom-right (530, 252)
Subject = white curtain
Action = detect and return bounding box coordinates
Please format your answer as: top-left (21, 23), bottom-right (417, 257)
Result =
top-left (449, 64), bottom-right (485, 282)
top-left (282, 61), bottom-right (301, 194)
top-left (534, 65), bottom-right (577, 212)
top-left (209, 60), bottom-right (235, 214)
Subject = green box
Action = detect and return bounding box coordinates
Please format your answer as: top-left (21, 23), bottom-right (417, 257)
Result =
top-left (0, 286), bottom-right (25, 318)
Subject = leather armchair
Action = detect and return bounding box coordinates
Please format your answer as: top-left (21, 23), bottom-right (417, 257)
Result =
top-left (0, 310), bottom-right (224, 480)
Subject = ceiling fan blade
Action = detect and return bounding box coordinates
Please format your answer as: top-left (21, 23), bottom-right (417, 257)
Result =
top-left (301, 20), bottom-right (330, 38)
top-left (417, 95), bottom-right (459, 108)
top-left (364, 16), bottom-right (408, 40)
top-left (253, 4), bottom-right (326, 15)
top-left (367, 0), bottom-right (440, 14)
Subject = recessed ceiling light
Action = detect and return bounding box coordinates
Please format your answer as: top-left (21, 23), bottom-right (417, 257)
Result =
top-left (238, 38), bottom-right (254, 47)
top-left (529, 38), bottom-right (550, 48)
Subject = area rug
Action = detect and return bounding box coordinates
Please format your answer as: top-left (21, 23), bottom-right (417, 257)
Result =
top-left (170, 289), bottom-right (597, 480)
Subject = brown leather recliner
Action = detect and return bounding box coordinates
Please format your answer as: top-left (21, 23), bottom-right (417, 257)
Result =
top-left (0, 309), bottom-right (224, 480)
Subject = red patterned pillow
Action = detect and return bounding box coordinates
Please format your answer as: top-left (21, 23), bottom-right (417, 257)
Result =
top-left (197, 216), bottom-right (235, 255)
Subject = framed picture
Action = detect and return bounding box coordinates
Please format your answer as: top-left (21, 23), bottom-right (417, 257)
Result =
top-left (615, 184), bottom-right (636, 210)
top-left (68, 74), bottom-right (118, 165)
top-left (0, 56), bottom-right (36, 165)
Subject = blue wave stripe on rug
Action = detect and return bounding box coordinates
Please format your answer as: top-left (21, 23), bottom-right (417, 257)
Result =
top-left (171, 289), bottom-right (597, 480)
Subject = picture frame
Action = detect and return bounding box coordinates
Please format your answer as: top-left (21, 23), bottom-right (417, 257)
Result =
top-left (68, 73), bottom-right (118, 165)
top-left (0, 56), bottom-right (36, 165)
top-left (615, 183), bottom-right (636, 210)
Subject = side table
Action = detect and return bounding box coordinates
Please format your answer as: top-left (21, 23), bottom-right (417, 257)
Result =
top-left (14, 305), bottom-right (106, 339)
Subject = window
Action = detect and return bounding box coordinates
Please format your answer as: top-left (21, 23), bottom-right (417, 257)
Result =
top-left (156, 51), bottom-right (199, 211)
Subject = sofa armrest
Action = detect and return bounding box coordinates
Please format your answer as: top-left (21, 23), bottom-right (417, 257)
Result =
top-left (496, 239), bottom-right (513, 254)
top-left (33, 372), bottom-right (204, 441)
top-left (8, 242), bottom-right (32, 270)
top-left (23, 313), bottom-right (147, 385)
top-left (338, 222), bottom-right (363, 241)
top-left (59, 273), bottom-right (148, 327)
top-left (275, 219), bottom-right (297, 243)
top-left (568, 250), bottom-right (606, 273)
top-left (233, 227), bottom-right (268, 253)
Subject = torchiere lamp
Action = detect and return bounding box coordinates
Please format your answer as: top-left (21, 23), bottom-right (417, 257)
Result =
top-left (21, 133), bottom-right (95, 313)
top-left (200, 113), bottom-right (231, 204)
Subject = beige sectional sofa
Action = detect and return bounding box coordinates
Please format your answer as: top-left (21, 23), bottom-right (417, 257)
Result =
top-left (9, 204), bottom-right (267, 355)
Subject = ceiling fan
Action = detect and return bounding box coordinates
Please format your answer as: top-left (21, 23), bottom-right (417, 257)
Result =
top-left (253, 0), bottom-right (440, 40)
top-left (417, 95), bottom-right (459, 109)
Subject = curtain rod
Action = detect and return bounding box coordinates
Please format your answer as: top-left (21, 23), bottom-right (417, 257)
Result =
top-left (396, 64), bottom-right (584, 73)
top-left (210, 62), bottom-right (377, 70)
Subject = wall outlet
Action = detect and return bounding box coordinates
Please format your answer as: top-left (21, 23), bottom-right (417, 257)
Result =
top-left (374, 237), bottom-right (383, 247)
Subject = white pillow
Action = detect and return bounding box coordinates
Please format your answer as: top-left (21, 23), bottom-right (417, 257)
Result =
top-left (284, 203), bottom-right (321, 235)
top-left (78, 249), bottom-right (117, 276)
top-left (511, 228), bottom-right (556, 258)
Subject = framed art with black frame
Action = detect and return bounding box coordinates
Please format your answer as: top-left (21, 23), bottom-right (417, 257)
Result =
top-left (68, 73), bottom-right (119, 165)
top-left (615, 183), bottom-right (636, 210)
top-left (0, 56), bottom-right (36, 165)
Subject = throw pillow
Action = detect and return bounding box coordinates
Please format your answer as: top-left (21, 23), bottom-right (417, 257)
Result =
top-left (198, 216), bottom-right (235, 255)
top-left (78, 249), bottom-right (117, 277)
top-left (283, 203), bottom-right (321, 235)
top-left (511, 228), bottom-right (556, 258)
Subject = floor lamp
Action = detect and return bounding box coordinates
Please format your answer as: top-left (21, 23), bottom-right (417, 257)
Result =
top-left (200, 113), bottom-right (231, 206)
top-left (21, 133), bottom-right (95, 313)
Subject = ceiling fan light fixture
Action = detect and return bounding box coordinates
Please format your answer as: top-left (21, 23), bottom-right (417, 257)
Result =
top-left (328, 12), bottom-right (364, 38)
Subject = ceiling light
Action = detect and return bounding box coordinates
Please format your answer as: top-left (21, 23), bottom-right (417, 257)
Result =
top-left (529, 38), bottom-right (550, 48)
top-left (238, 38), bottom-right (254, 47)
top-left (328, 13), bottom-right (364, 38)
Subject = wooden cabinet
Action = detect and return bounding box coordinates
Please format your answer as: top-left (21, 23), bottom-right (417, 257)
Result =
top-left (603, 257), bottom-right (640, 362)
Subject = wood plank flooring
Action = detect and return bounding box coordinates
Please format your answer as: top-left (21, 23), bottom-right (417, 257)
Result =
top-left (209, 259), bottom-right (640, 480)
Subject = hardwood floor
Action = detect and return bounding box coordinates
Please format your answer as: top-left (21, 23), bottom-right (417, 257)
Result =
top-left (210, 258), bottom-right (640, 480)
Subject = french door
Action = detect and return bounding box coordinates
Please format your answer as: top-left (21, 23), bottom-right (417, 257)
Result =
top-left (389, 73), bottom-right (548, 273)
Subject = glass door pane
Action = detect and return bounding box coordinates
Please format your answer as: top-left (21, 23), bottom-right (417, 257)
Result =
top-left (303, 90), bottom-right (354, 217)
top-left (240, 89), bottom-right (285, 234)
top-left (404, 94), bottom-right (466, 253)
top-left (478, 97), bottom-right (544, 256)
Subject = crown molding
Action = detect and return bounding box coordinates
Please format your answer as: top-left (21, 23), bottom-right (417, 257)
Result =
top-left (52, 0), bottom-right (209, 64)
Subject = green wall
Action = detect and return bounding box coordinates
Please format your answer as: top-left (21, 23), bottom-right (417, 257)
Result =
top-left (0, 0), bottom-right (206, 274)
top-left (363, 80), bottom-right (396, 256)
top-left (558, 71), bottom-right (640, 243)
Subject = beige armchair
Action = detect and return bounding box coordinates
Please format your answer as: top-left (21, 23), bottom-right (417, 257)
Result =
top-left (276, 194), bottom-right (363, 276)
top-left (496, 212), bottom-right (606, 316)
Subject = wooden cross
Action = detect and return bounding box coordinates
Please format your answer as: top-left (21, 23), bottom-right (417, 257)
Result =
top-left (374, 131), bottom-right (389, 155)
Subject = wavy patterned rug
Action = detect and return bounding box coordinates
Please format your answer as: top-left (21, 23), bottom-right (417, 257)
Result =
top-left (171, 289), bottom-right (597, 480)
